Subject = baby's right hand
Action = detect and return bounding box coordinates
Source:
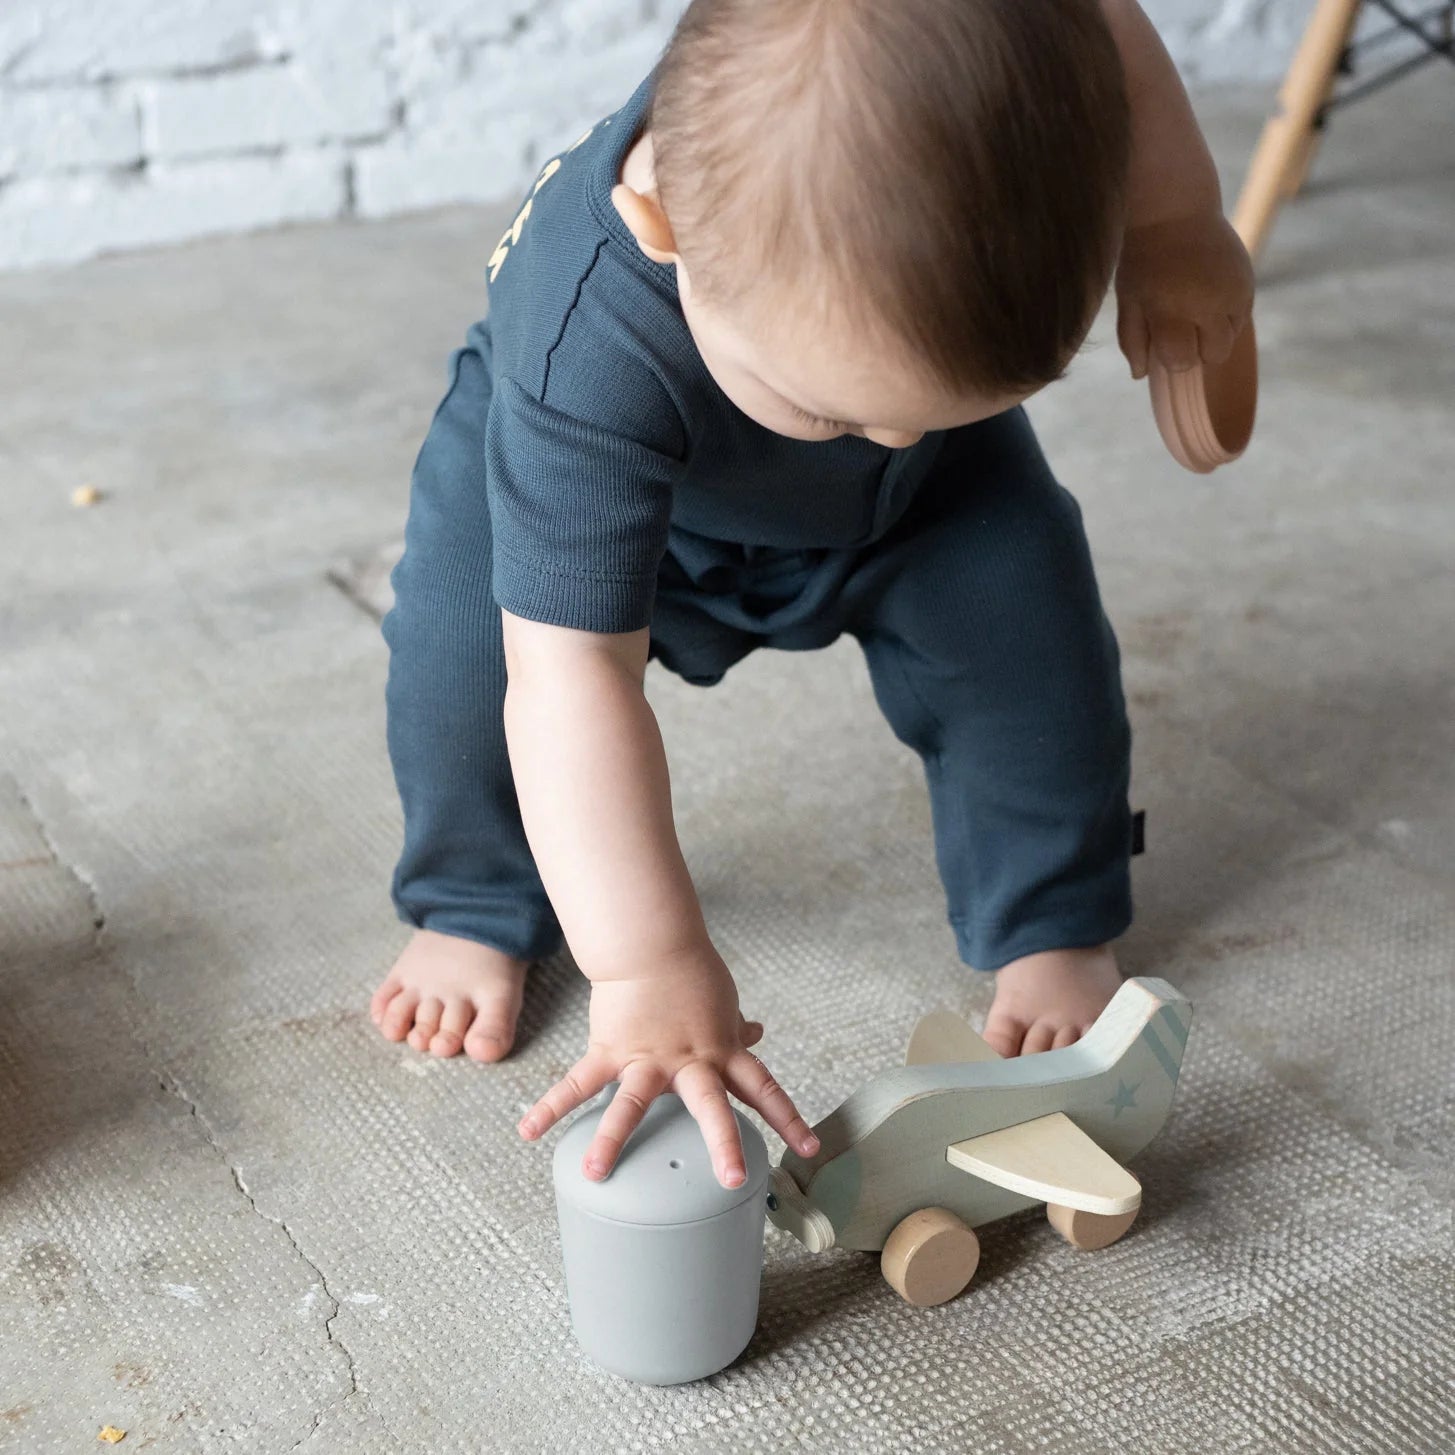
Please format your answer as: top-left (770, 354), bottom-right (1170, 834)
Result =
top-left (516, 949), bottom-right (819, 1188)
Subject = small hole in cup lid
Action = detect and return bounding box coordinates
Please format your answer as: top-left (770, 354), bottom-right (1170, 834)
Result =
top-left (669, 1159), bottom-right (682, 1170)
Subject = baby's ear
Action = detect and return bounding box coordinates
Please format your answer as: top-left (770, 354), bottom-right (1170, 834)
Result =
top-left (610, 184), bottom-right (679, 266)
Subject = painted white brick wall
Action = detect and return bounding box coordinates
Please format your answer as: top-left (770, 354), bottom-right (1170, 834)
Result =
top-left (0, 0), bottom-right (1345, 270)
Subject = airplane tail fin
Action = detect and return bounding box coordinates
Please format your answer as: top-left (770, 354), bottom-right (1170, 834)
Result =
top-left (1065, 976), bottom-right (1193, 1161)
top-left (1092, 977), bottom-right (1193, 1080)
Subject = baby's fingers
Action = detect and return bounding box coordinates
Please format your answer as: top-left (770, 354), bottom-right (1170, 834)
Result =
top-left (582, 1064), bottom-right (671, 1181)
top-left (518, 1053), bottom-right (612, 1142)
top-left (1117, 296), bottom-right (1151, 380)
top-left (727, 1049), bottom-right (819, 1159)
top-left (675, 1061), bottom-right (749, 1189)
top-left (1149, 317), bottom-right (1200, 374)
top-left (1197, 314), bottom-right (1237, 367)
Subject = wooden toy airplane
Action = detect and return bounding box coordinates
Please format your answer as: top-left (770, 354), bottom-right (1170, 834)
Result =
top-left (766, 977), bottom-right (1192, 1305)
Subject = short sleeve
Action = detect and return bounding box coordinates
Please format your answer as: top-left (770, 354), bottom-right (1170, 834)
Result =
top-left (484, 375), bottom-right (682, 634)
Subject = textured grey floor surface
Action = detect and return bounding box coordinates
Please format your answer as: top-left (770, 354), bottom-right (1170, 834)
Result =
top-left (2, 78), bottom-right (1453, 1454)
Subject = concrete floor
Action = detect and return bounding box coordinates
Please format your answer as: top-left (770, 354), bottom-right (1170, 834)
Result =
top-left (2, 77), bottom-right (1453, 1454)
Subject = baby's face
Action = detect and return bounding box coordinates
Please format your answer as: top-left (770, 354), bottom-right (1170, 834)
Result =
top-left (678, 265), bottom-right (1031, 448)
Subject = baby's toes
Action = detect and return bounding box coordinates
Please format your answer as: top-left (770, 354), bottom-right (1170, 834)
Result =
top-left (981, 1015), bottom-right (1027, 1059)
top-left (1022, 1020), bottom-right (1059, 1056)
top-left (407, 996), bottom-right (444, 1052)
top-left (1051, 1024), bottom-right (1083, 1051)
top-left (428, 999), bottom-right (473, 1058)
top-left (464, 1007), bottom-right (516, 1064)
top-left (369, 979), bottom-right (402, 1025)
top-left (379, 990), bottom-right (420, 1042)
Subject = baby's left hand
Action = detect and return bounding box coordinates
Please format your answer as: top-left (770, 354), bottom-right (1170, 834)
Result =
top-left (1115, 211), bottom-right (1254, 380)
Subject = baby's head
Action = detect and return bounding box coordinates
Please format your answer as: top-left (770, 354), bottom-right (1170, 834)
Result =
top-left (616, 0), bottom-right (1130, 446)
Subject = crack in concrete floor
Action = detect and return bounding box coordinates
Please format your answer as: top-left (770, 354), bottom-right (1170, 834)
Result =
top-left (6, 773), bottom-right (392, 1449)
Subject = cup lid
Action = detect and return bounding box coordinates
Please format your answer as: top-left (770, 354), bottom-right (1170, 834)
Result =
top-left (553, 1089), bottom-right (770, 1225)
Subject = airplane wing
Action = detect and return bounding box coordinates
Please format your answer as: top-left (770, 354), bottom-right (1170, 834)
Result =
top-left (905, 1008), bottom-right (1002, 1066)
top-left (945, 1111), bottom-right (1142, 1215)
top-left (908, 1006), bottom-right (1142, 1214)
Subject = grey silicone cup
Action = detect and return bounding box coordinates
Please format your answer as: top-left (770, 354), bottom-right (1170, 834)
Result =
top-left (553, 1091), bottom-right (770, 1385)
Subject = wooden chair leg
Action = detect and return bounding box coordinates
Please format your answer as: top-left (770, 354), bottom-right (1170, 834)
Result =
top-left (1282, 121), bottom-right (1323, 201)
top-left (1233, 0), bottom-right (1365, 260)
top-left (1282, 1), bottom-right (1365, 201)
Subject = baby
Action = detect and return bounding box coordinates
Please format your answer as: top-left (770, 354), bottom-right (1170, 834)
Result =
top-left (370, 0), bottom-right (1253, 1188)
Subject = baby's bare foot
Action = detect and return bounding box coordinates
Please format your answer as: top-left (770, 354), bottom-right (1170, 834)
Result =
top-left (982, 944), bottom-right (1122, 1058)
top-left (370, 929), bottom-right (530, 1061)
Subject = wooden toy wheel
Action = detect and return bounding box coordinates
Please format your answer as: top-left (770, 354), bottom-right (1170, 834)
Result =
top-left (1046, 1202), bottom-right (1139, 1251)
top-left (880, 1207), bottom-right (980, 1307)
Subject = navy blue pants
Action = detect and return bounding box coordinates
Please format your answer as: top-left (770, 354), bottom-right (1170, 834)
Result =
top-left (384, 351), bottom-right (1133, 972)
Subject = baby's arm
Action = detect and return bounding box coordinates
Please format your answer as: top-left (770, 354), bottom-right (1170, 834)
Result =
top-left (1100, 0), bottom-right (1255, 377)
top-left (1101, 0), bottom-right (1221, 225)
top-left (502, 611), bottom-right (820, 1186)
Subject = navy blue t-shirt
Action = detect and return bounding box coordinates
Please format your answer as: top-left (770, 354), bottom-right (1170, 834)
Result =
top-left (480, 72), bottom-right (946, 634)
